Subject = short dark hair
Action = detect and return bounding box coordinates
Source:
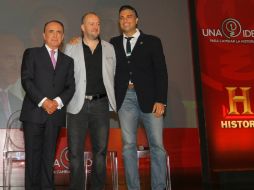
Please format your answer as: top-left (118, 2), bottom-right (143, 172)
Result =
top-left (44, 20), bottom-right (64, 32)
top-left (119, 5), bottom-right (138, 18)
top-left (81, 12), bottom-right (99, 24)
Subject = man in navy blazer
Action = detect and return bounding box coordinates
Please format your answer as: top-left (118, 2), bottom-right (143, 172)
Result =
top-left (20, 20), bottom-right (75, 190)
top-left (110, 5), bottom-right (168, 190)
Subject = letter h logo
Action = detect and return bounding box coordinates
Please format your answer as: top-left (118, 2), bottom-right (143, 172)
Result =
top-left (226, 87), bottom-right (253, 115)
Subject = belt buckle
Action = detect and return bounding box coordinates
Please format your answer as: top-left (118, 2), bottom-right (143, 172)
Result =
top-left (128, 84), bottom-right (134, 89)
top-left (85, 95), bottom-right (93, 101)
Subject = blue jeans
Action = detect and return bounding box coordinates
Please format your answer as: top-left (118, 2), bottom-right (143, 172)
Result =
top-left (118, 89), bottom-right (167, 190)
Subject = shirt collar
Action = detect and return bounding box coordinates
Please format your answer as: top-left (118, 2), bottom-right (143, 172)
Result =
top-left (45, 44), bottom-right (58, 53)
top-left (123, 29), bottom-right (140, 39)
top-left (82, 38), bottom-right (102, 53)
top-left (82, 37), bottom-right (101, 47)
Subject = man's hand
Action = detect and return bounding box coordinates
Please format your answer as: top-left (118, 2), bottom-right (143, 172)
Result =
top-left (42, 99), bottom-right (58, 115)
top-left (52, 99), bottom-right (59, 110)
top-left (152, 102), bottom-right (166, 118)
top-left (69, 37), bottom-right (80, 45)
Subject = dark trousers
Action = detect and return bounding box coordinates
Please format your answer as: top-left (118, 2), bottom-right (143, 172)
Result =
top-left (23, 119), bottom-right (61, 190)
top-left (67, 97), bottom-right (109, 190)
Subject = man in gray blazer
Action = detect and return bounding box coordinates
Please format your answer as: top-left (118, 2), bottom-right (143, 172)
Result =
top-left (64, 12), bottom-right (116, 190)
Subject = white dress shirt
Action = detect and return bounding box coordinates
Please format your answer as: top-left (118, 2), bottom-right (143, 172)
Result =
top-left (123, 29), bottom-right (140, 56)
top-left (123, 29), bottom-right (141, 84)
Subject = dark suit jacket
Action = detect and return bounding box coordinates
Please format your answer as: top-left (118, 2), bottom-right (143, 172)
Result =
top-left (20, 45), bottom-right (75, 126)
top-left (110, 32), bottom-right (168, 113)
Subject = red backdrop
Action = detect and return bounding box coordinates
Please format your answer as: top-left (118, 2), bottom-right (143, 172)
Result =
top-left (195, 0), bottom-right (254, 171)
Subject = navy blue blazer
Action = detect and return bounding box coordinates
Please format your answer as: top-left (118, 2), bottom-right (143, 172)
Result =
top-left (110, 32), bottom-right (168, 113)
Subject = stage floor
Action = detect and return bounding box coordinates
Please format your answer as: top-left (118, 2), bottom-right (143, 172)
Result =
top-left (4, 168), bottom-right (254, 190)
top-left (1, 167), bottom-right (203, 190)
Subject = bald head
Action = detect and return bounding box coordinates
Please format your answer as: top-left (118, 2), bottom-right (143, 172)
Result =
top-left (81, 12), bottom-right (101, 40)
top-left (81, 12), bottom-right (100, 24)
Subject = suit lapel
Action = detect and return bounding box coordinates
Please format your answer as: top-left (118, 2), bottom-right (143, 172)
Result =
top-left (101, 41), bottom-right (106, 70)
top-left (75, 40), bottom-right (86, 73)
top-left (41, 46), bottom-right (55, 70)
top-left (117, 35), bottom-right (127, 58)
top-left (42, 45), bottom-right (64, 71)
top-left (116, 33), bottom-right (145, 58)
top-left (130, 33), bottom-right (144, 57)
top-left (55, 51), bottom-right (63, 70)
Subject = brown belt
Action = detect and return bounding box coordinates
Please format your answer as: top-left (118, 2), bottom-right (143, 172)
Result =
top-left (128, 84), bottom-right (134, 89)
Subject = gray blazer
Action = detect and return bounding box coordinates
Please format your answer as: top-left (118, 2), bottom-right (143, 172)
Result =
top-left (64, 40), bottom-right (116, 114)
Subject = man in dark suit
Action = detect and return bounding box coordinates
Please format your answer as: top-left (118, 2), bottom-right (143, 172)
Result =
top-left (20, 20), bottom-right (75, 190)
top-left (110, 5), bottom-right (169, 190)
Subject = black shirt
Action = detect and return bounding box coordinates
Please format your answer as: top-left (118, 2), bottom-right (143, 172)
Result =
top-left (82, 39), bottom-right (106, 95)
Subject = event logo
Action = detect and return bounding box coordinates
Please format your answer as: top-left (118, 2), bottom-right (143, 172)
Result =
top-left (221, 87), bottom-right (254, 129)
top-left (201, 18), bottom-right (254, 43)
top-left (59, 146), bottom-right (69, 170)
top-left (221, 18), bottom-right (241, 39)
top-left (226, 87), bottom-right (252, 115)
top-left (54, 146), bottom-right (70, 174)
top-left (54, 146), bottom-right (93, 174)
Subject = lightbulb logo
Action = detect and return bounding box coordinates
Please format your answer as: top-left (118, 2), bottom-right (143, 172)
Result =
top-left (59, 147), bottom-right (93, 173)
top-left (59, 147), bottom-right (69, 169)
top-left (221, 18), bottom-right (241, 39)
